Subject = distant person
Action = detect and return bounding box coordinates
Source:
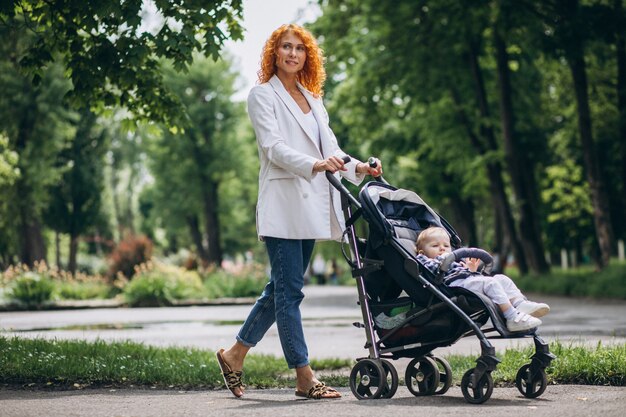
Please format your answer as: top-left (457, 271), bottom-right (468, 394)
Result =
top-left (415, 227), bottom-right (549, 332)
top-left (215, 23), bottom-right (383, 400)
top-left (329, 258), bottom-right (340, 285)
top-left (311, 253), bottom-right (327, 285)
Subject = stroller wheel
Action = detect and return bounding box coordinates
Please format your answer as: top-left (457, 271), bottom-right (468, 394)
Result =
top-left (430, 355), bottom-right (453, 395)
top-left (515, 364), bottom-right (548, 398)
top-left (405, 356), bottom-right (440, 396)
top-left (349, 359), bottom-right (386, 400)
top-left (379, 359), bottom-right (399, 399)
top-left (461, 368), bottom-right (493, 404)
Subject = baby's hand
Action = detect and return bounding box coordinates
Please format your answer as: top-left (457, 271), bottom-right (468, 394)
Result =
top-left (461, 257), bottom-right (481, 272)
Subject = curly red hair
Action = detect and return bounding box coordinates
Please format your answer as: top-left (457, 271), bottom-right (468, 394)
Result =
top-left (257, 24), bottom-right (326, 97)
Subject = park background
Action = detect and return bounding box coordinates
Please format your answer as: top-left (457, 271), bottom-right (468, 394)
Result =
top-left (1, 0), bottom-right (626, 309)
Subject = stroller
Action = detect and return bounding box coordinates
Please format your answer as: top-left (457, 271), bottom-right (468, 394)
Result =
top-left (326, 163), bottom-right (555, 404)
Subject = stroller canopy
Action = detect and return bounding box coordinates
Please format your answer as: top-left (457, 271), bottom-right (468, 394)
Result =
top-left (359, 182), bottom-right (462, 251)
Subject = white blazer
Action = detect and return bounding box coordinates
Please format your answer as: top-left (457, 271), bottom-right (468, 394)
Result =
top-left (247, 75), bottom-right (366, 241)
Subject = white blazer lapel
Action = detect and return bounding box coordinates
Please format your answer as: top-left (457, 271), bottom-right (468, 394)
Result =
top-left (269, 76), bottom-right (320, 149)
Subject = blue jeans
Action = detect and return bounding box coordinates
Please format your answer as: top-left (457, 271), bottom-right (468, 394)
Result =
top-left (236, 237), bottom-right (315, 369)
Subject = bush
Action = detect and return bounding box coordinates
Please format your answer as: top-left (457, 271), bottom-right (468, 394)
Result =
top-left (1, 262), bottom-right (116, 305)
top-left (8, 271), bottom-right (55, 308)
top-left (122, 262), bottom-right (203, 307)
top-left (202, 263), bottom-right (267, 298)
top-left (108, 235), bottom-right (153, 279)
top-left (512, 260), bottom-right (626, 300)
top-left (57, 280), bottom-right (112, 300)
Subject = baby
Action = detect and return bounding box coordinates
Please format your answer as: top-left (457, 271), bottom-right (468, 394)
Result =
top-left (415, 226), bottom-right (549, 332)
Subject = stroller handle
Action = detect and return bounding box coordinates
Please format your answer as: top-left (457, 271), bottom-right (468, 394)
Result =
top-left (367, 156), bottom-right (385, 182)
top-left (440, 247), bottom-right (494, 273)
top-left (325, 156), bottom-right (361, 208)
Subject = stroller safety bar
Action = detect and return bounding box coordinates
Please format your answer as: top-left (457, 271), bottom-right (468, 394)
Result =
top-left (440, 247), bottom-right (493, 272)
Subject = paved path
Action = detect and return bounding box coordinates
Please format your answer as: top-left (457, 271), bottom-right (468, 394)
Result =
top-left (1, 286), bottom-right (625, 359)
top-left (1, 386), bottom-right (625, 417)
top-left (1, 286), bottom-right (625, 416)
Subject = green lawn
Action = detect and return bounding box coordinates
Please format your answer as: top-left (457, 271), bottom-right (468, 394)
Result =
top-left (1, 337), bottom-right (623, 390)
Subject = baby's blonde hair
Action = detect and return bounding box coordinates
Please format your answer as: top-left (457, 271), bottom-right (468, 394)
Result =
top-left (415, 227), bottom-right (450, 254)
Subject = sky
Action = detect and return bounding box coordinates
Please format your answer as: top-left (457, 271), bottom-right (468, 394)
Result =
top-left (224, 0), bottom-right (321, 101)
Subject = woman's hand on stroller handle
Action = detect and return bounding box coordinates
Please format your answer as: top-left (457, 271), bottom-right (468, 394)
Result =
top-left (356, 157), bottom-right (383, 178)
top-left (313, 156), bottom-right (350, 173)
top-left (440, 247), bottom-right (494, 273)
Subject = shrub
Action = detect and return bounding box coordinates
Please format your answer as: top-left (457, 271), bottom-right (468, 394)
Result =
top-left (202, 263), bottom-right (267, 298)
top-left (122, 262), bottom-right (203, 307)
top-left (8, 271), bottom-right (55, 308)
top-left (513, 260), bottom-right (626, 300)
top-left (57, 280), bottom-right (112, 300)
top-left (108, 235), bottom-right (153, 279)
top-left (1, 262), bottom-right (114, 305)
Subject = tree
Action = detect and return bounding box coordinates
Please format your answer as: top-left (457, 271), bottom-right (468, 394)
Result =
top-left (144, 54), bottom-right (257, 266)
top-left (312, 0), bottom-right (531, 272)
top-left (0, 0), bottom-right (243, 127)
top-left (0, 22), bottom-right (74, 267)
top-left (532, 0), bottom-right (616, 267)
top-left (44, 109), bottom-right (108, 274)
top-left (493, 1), bottom-right (550, 273)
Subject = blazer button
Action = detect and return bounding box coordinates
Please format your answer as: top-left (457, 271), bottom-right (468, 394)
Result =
top-left (303, 193), bottom-right (308, 198)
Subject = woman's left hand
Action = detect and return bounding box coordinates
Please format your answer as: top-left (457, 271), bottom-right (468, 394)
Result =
top-left (356, 158), bottom-right (383, 177)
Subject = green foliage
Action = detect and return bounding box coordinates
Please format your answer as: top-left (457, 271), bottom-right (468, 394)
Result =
top-left (511, 261), bottom-right (626, 299)
top-left (202, 264), bottom-right (267, 299)
top-left (122, 262), bottom-right (204, 307)
top-left (44, 108), bottom-right (110, 273)
top-left (56, 281), bottom-right (112, 301)
top-left (310, 0), bottom-right (625, 265)
top-left (1, 262), bottom-right (112, 304)
top-left (0, 133), bottom-right (19, 187)
top-left (1, 0), bottom-right (244, 127)
top-left (141, 54), bottom-right (257, 261)
top-left (0, 23), bottom-right (76, 265)
top-left (7, 271), bottom-right (55, 307)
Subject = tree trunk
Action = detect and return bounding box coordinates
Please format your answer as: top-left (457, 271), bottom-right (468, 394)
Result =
top-left (202, 181), bottom-right (223, 266)
top-left (110, 169), bottom-right (125, 240)
top-left (616, 0), bottom-right (626, 240)
top-left (446, 191), bottom-right (478, 246)
top-left (186, 129), bottom-right (224, 267)
top-left (19, 215), bottom-right (46, 267)
top-left (186, 214), bottom-right (210, 266)
top-left (492, 206), bottom-right (508, 274)
top-left (68, 234), bottom-right (79, 274)
top-left (568, 46), bottom-right (615, 268)
top-left (460, 41), bottom-right (529, 274)
top-left (494, 29), bottom-right (550, 273)
top-left (55, 231), bottom-right (62, 269)
top-left (14, 90), bottom-right (46, 267)
top-left (450, 88), bottom-right (524, 273)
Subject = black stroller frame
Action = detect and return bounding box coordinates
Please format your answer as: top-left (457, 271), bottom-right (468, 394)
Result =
top-left (326, 168), bottom-right (555, 404)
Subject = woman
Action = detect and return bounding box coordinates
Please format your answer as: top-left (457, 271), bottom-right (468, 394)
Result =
top-left (216, 23), bottom-right (382, 400)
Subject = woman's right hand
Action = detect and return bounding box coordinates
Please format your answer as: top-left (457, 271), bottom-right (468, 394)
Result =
top-left (356, 157), bottom-right (383, 177)
top-left (313, 156), bottom-right (348, 173)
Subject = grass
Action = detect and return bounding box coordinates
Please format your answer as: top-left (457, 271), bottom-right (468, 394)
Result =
top-left (0, 336), bottom-right (623, 390)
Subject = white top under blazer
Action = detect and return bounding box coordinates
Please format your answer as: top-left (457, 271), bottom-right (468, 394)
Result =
top-left (247, 75), bottom-right (366, 240)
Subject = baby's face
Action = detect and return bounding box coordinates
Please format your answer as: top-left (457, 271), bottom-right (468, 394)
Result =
top-left (420, 233), bottom-right (452, 258)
